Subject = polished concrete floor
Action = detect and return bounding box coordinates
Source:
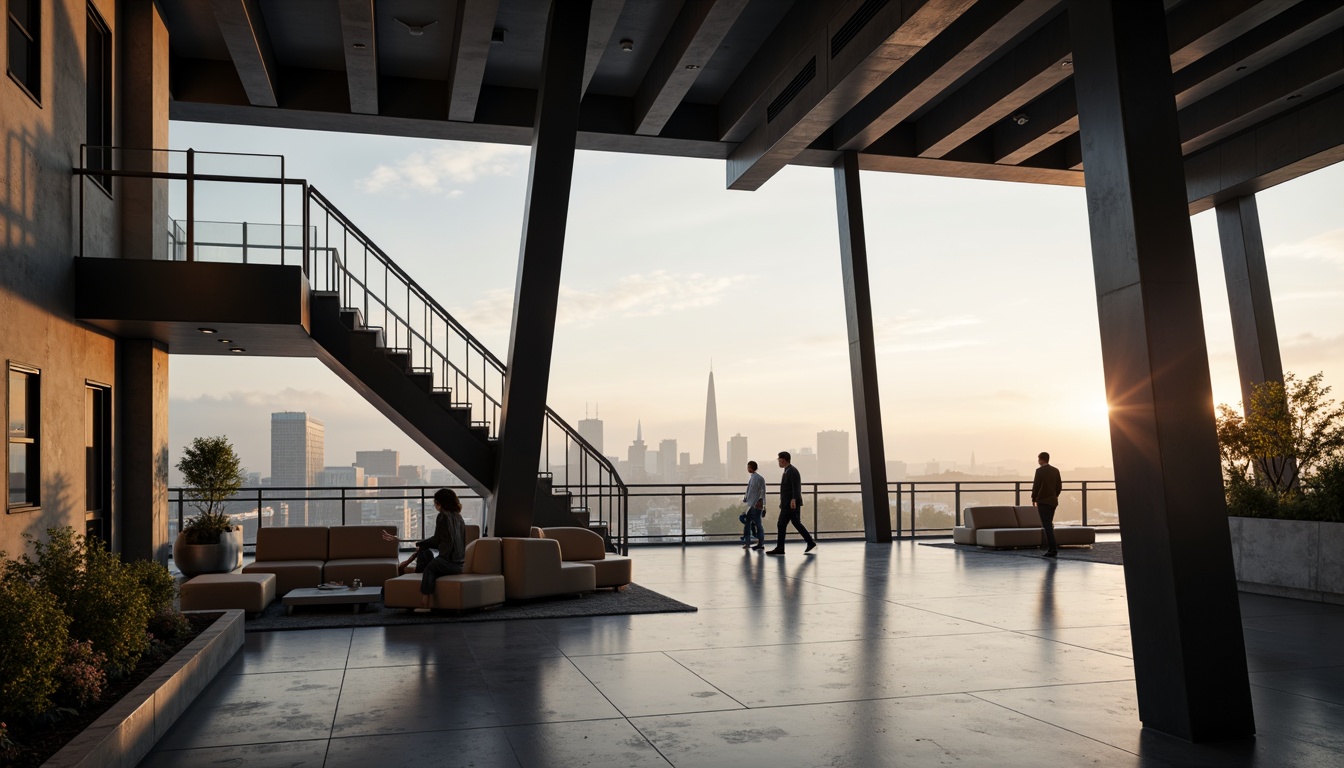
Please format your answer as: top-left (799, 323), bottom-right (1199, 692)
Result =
top-left (141, 539), bottom-right (1344, 767)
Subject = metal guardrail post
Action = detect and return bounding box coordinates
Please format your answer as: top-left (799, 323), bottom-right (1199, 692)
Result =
top-left (185, 148), bottom-right (195, 261)
top-left (241, 221), bottom-right (248, 263)
top-left (1082, 481), bottom-right (1088, 526)
top-left (681, 485), bottom-right (687, 545)
top-left (954, 482), bottom-right (961, 526)
top-left (257, 488), bottom-right (264, 529)
top-left (1014, 482), bottom-right (1022, 505)
top-left (341, 487), bottom-right (347, 526)
top-left (812, 484), bottom-right (819, 538)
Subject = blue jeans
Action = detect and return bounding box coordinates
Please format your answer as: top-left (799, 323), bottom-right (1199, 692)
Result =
top-left (743, 506), bottom-right (765, 545)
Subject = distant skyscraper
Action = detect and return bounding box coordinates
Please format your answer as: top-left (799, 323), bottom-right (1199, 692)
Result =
top-left (271, 412), bottom-right (324, 526)
top-left (578, 409), bottom-right (604, 453)
top-left (658, 438), bottom-right (678, 482)
top-left (726, 433), bottom-right (748, 478)
top-left (397, 465), bottom-right (424, 483)
top-left (817, 430), bottom-right (850, 482)
top-left (627, 420), bottom-right (647, 482)
top-left (702, 369), bottom-right (722, 479)
top-left (793, 446), bottom-right (818, 481)
top-left (355, 449), bottom-right (399, 477)
top-left (679, 451), bottom-right (691, 481)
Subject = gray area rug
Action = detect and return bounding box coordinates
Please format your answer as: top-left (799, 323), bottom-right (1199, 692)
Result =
top-left (245, 583), bottom-right (696, 632)
top-left (920, 540), bottom-right (1125, 565)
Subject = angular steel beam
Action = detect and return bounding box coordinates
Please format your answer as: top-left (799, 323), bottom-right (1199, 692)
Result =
top-left (1069, 0), bottom-right (1254, 741)
top-left (834, 0), bottom-right (1063, 152)
top-left (491, 0), bottom-right (591, 538)
top-left (210, 0), bottom-right (279, 107)
top-left (833, 151), bottom-right (893, 543)
top-left (726, 0), bottom-right (977, 191)
top-left (583, 0), bottom-right (626, 95)
top-left (635, 0), bottom-right (751, 136)
top-left (1217, 195), bottom-right (1286, 408)
top-left (448, 0), bottom-right (502, 122)
top-left (338, 0), bottom-right (378, 115)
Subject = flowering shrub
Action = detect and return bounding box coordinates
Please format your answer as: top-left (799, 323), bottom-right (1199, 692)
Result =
top-left (0, 572), bottom-right (70, 719)
top-left (55, 641), bottom-right (107, 709)
top-left (0, 721), bottom-right (18, 760)
top-left (147, 606), bottom-right (193, 644)
top-left (126, 558), bottom-right (178, 613)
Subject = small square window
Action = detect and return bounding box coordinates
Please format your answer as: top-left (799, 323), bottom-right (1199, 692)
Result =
top-left (7, 364), bottom-right (39, 510)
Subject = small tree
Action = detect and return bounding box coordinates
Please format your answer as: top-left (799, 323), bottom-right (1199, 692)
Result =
top-left (176, 436), bottom-right (247, 518)
top-left (1216, 372), bottom-right (1344, 494)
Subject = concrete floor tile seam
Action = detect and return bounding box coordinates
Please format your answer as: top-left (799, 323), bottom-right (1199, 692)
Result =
top-left (660, 650), bottom-right (751, 711)
top-left (961, 690), bottom-right (1148, 760)
top-left (1006, 629), bottom-right (1137, 661)
top-left (555, 627), bottom-right (1007, 658)
top-left (148, 736), bottom-right (334, 756)
top-left (1249, 679), bottom-right (1344, 707)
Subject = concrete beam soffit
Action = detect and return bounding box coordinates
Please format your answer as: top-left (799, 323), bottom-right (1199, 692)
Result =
top-left (210, 0), bottom-right (280, 107)
top-left (583, 0), bottom-right (626, 95)
top-left (634, 0), bottom-right (751, 136)
top-left (338, 0), bottom-right (378, 114)
top-left (448, 0), bottom-right (502, 122)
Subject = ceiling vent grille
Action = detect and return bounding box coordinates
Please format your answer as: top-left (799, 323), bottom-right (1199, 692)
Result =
top-left (832, 0), bottom-right (891, 58)
top-left (767, 56), bottom-right (816, 123)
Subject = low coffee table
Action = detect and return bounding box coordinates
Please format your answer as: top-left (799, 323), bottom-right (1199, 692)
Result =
top-left (282, 586), bottom-right (382, 616)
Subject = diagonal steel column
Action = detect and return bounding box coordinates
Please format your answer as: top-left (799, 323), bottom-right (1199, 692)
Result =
top-left (1069, 0), bottom-right (1254, 741)
top-left (1217, 195), bottom-right (1286, 407)
top-left (490, 0), bottom-right (592, 538)
top-left (833, 152), bottom-right (893, 543)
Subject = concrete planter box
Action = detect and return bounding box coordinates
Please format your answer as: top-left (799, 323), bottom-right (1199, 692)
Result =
top-left (41, 609), bottom-right (244, 768)
top-left (1229, 516), bottom-right (1344, 605)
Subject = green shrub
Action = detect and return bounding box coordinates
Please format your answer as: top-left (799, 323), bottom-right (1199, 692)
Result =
top-left (1306, 457), bottom-right (1344, 523)
top-left (11, 528), bottom-right (153, 676)
top-left (1225, 476), bottom-right (1281, 518)
top-left (55, 640), bottom-right (107, 709)
top-left (147, 606), bottom-right (192, 645)
top-left (181, 511), bottom-right (235, 545)
top-left (126, 558), bottom-right (178, 612)
top-left (0, 573), bottom-right (70, 719)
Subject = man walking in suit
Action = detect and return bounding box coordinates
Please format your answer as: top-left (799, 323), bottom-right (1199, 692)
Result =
top-left (767, 451), bottom-right (816, 555)
top-left (1032, 451), bottom-right (1063, 558)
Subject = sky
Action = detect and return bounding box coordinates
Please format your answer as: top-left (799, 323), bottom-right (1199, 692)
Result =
top-left (165, 121), bottom-right (1344, 483)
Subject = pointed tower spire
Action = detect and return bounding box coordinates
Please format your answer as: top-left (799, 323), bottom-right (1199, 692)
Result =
top-left (636, 419), bottom-right (642, 442)
top-left (702, 369), bottom-right (722, 479)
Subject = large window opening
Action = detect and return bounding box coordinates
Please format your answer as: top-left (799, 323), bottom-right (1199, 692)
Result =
top-left (7, 0), bottom-right (40, 103)
top-left (86, 4), bottom-right (112, 191)
top-left (85, 383), bottom-right (111, 540)
top-left (8, 364), bottom-right (40, 510)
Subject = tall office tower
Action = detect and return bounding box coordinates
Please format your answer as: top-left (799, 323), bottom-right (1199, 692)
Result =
top-left (315, 465), bottom-right (364, 526)
top-left (627, 421), bottom-right (648, 482)
top-left (270, 412), bottom-right (324, 526)
top-left (426, 467), bottom-right (454, 485)
top-left (702, 369), bottom-right (722, 479)
top-left (817, 430), bottom-right (851, 482)
top-left (793, 446), bottom-right (819, 482)
top-left (355, 449), bottom-right (399, 478)
top-left (397, 465), bottom-right (424, 483)
top-left (571, 406), bottom-right (605, 481)
top-left (678, 451), bottom-right (692, 481)
top-left (726, 433), bottom-right (748, 478)
top-left (658, 438), bottom-right (678, 482)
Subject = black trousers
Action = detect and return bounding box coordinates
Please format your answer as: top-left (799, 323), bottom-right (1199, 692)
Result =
top-left (775, 506), bottom-right (815, 550)
top-left (1038, 503), bottom-right (1059, 552)
top-left (415, 547), bottom-right (464, 595)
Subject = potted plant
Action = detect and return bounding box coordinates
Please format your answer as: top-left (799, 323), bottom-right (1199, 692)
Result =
top-left (172, 436), bottom-right (247, 576)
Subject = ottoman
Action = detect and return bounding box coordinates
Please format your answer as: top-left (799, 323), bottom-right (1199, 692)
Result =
top-left (180, 573), bottom-right (277, 616)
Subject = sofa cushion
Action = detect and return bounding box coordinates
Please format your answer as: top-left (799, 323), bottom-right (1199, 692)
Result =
top-left (180, 573), bottom-right (276, 614)
top-left (241, 560), bottom-right (323, 594)
top-left (323, 558), bottom-right (400, 588)
top-left (383, 572), bottom-right (505, 610)
top-left (952, 526), bottom-right (977, 545)
top-left (584, 556), bottom-right (632, 588)
top-left (1055, 526), bottom-right (1097, 545)
top-left (327, 525), bottom-right (397, 560)
top-left (465, 538), bottom-right (502, 575)
top-left (1014, 505), bottom-right (1044, 527)
top-left (500, 538), bottom-right (596, 599)
top-left (529, 526), bottom-right (545, 539)
top-left (976, 528), bottom-right (1042, 548)
top-left (255, 526), bottom-right (328, 562)
top-left (963, 507), bottom-right (1019, 530)
top-left (542, 527), bottom-right (606, 561)
top-left (465, 524), bottom-right (481, 546)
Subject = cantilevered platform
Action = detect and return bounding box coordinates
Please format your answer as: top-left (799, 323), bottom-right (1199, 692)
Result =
top-left (141, 541), bottom-right (1344, 767)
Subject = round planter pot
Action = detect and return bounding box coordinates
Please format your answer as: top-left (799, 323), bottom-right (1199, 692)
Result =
top-left (173, 527), bottom-right (243, 576)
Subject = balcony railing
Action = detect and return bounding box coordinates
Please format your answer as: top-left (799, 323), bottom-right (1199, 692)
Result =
top-left (170, 479), bottom-right (1118, 551)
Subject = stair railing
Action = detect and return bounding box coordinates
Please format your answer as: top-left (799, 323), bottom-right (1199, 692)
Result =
top-left (305, 186), bottom-right (628, 551)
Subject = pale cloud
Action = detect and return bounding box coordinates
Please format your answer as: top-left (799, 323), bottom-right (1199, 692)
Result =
top-left (360, 144), bottom-right (527, 195)
top-left (1269, 229), bottom-right (1344, 263)
top-left (454, 270), bottom-right (749, 331)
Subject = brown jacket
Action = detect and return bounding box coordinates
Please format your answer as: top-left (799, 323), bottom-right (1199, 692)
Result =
top-left (1031, 464), bottom-right (1062, 506)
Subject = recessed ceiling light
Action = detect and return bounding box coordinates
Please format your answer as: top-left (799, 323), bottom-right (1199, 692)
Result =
top-left (394, 17), bottom-right (437, 36)
top-left (218, 339), bottom-right (232, 344)
top-left (229, 347), bottom-right (246, 353)
top-left (198, 327), bottom-right (217, 334)
top-left (1011, 113), bottom-right (1029, 126)
top-left (620, 39), bottom-right (634, 52)
top-left (1061, 59), bottom-right (1072, 68)
top-left (684, 64), bottom-right (700, 70)
top-left (1287, 93), bottom-right (1303, 100)
top-left (352, 42), bottom-right (366, 49)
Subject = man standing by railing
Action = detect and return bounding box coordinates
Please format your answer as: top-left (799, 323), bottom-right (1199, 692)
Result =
top-left (741, 461), bottom-right (767, 550)
top-left (1032, 451), bottom-right (1063, 558)
top-left (768, 451), bottom-right (816, 555)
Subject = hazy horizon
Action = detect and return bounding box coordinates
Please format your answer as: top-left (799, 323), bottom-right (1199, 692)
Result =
top-left (165, 122), bottom-right (1344, 488)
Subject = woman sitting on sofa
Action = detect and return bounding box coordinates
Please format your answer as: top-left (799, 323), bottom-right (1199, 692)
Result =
top-left (381, 488), bottom-right (467, 610)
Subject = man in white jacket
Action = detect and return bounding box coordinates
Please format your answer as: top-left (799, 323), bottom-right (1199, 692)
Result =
top-left (741, 461), bottom-right (767, 550)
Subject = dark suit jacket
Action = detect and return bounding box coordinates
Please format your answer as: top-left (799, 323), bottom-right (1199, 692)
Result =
top-left (1032, 464), bottom-right (1062, 506)
top-left (779, 464), bottom-right (804, 510)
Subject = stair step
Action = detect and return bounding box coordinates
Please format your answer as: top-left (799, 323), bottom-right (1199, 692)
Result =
top-left (350, 327), bottom-right (386, 348)
top-left (405, 370), bottom-right (434, 394)
top-left (384, 349), bottom-right (411, 370)
top-left (468, 423), bottom-right (491, 442)
top-left (337, 308), bottom-right (366, 331)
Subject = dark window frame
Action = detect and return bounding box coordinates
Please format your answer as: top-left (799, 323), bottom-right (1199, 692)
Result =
top-left (86, 3), bottom-right (112, 193)
top-left (7, 0), bottom-right (42, 105)
top-left (7, 362), bottom-right (41, 512)
top-left (84, 380), bottom-right (111, 521)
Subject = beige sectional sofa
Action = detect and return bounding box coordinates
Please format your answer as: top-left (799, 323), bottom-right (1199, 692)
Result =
top-left (384, 537), bottom-right (506, 610)
top-left (538, 527), bottom-right (633, 589)
top-left (953, 506), bottom-right (1096, 549)
top-left (501, 537), bottom-right (596, 599)
top-left (241, 525), bottom-right (399, 594)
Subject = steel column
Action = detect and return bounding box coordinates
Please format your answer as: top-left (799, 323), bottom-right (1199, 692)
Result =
top-left (833, 152), bottom-right (893, 543)
top-left (1068, 0), bottom-right (1254, 741)
top-left (489, 0), bottom-right (592, 538)
top-left (1216, 195), bottom-right (1286, 407)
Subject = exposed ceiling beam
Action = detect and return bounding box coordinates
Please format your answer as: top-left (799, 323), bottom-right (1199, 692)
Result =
top-left (833, 0), bottom-right (1064, 152)
top-left (448, 0), bottom-right (501, 122)
top-left (726, 0), bottom-right (979, 191)
top-left (583, 0), bottom-right (626, 95)
top-left (1178, 28), bottom-right (1344, 154)
top-left (635, 0), bottom-right (751, 136)
top-left (990, 0), bottom-right (1306, 165)
top-left (913, 11), bottom-right (1070, 158)
top-left (338, 0), bottom-right (378, 115)
top-left (210, 0), bottom-right (279, 107)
